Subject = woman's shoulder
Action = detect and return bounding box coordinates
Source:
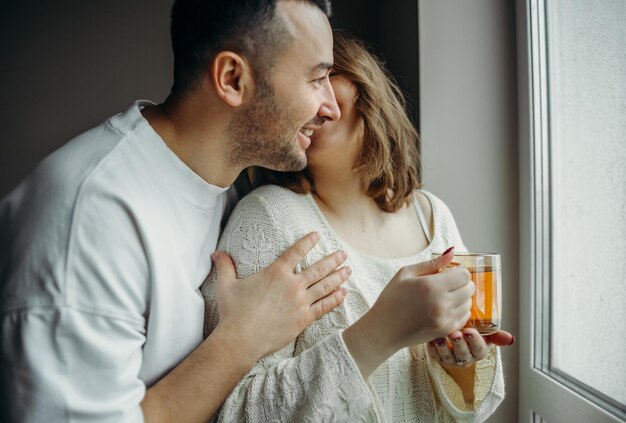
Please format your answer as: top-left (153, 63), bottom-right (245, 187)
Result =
top-left (415, 189), bottom-right (458, 225)
top-left (415, 188), bottom-right (442, 206)
top-left (416, 188), bottom-right (466, 249)
top-left (239, 184), bottom-right (308, 209)
top-left (230, 184), bottom-right (307, 218)
top-left (227, 184), bottom-right (318, 235)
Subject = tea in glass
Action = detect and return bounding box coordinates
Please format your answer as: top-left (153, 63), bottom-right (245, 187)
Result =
top-left (432, 252), bottom-right (502, 335)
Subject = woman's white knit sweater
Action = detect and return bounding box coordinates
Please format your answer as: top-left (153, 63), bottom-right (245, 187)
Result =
top-left (201, 185), bottom-right (505, 422)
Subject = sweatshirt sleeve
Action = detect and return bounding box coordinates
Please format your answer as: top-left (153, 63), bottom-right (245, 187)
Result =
top-left (0, 308), bottom-right (146, 423)
top-left (200, 191), bottom-right (378, 422)
top-left (0, 186), bottom-right (150, 423)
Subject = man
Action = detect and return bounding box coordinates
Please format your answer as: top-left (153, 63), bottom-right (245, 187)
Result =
top-left (0, 1), bottom-right (348, 421)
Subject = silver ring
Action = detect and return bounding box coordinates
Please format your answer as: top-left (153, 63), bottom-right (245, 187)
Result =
top-left (455, 357), bottom-right (472, 366)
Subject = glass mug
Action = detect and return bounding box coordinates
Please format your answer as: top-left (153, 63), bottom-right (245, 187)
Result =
top-left (431, 252), bottom-right (502, 335)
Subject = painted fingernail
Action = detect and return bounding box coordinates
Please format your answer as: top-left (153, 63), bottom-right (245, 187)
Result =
top-left (508, 336), bottom-right (516, 346)
top-left (443, 246), bottom-right (455, 256)
top-left (345, 266), bottom-right (352, 275)
top-left (464, 333), bottom-right (473, 340)
top-left (341, 250), bottom-right (348, 260)
top-left (450, 334), bottom-right (462, 342)
top-left (340, 287), bottom-right (348, 296)
top-left (436, 339), bottom-right (446, 347)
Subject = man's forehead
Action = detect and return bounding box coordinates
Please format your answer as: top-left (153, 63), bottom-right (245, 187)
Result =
top-left (275, 1), bottom-right (334, 68)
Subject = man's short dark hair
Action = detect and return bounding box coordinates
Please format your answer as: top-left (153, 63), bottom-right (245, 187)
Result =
top-left (170, 0), bottom-right (332, 98)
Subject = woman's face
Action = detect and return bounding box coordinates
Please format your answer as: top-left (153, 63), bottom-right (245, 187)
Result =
top-left (306, 74), bottom-right (363, 171)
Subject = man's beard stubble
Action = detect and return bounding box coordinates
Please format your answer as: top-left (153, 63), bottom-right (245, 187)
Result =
top-left (225, 78), bottom-right (307, 172)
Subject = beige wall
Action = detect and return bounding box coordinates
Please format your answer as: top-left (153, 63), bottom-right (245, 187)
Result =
top-left (419, 1), bottom-right (519, 421)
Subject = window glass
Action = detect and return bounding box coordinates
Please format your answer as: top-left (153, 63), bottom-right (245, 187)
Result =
top-left (547, 0), bottom-right (626, 408)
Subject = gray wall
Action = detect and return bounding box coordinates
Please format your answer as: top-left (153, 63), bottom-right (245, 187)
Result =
top-left (331, 0), bottom-right (420, 128)
top-left (0, 0), bottom-right (173, 198)
top-left (420, 1), bottom-right (519, 421)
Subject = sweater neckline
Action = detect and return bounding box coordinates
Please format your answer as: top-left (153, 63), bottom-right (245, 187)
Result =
top-left (304, 192), bottom-right (438, 263)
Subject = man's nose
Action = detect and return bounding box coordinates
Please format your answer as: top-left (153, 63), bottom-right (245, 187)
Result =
top-left (318, 81), bottom-right (341, 121)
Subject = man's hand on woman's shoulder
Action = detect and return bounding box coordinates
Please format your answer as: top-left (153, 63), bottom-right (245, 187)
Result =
top-left (212, 231), bottom-right (350, 358)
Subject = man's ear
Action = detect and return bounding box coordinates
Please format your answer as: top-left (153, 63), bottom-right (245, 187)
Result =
top-left (211, 51), bottom-right (253, 108)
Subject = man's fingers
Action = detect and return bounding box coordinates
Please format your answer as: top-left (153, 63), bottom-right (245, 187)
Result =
top-left (301, 250), bottom-right (348, 286)
top-left (212, 251), bottom-right (236, 284)
top-left (306, 266), bottom-right (351, 303)
top-left (276, 232), bottom-right (320, 270)
top-left (310, 287), bottom-right (347, 320)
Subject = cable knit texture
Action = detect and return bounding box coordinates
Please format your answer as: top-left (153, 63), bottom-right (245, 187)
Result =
top-left (201, 185), bottom-right (505, 422)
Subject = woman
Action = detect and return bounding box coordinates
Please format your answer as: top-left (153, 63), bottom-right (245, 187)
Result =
top-left (202, 32), bottom-right (510, 422)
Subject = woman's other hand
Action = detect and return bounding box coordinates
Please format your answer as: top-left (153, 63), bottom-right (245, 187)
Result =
top-left (427, 328), bottom-right (515, 368)
top-left (426, 328), bottom-right (514, 405)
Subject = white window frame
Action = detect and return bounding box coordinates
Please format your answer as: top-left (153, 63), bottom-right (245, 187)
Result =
top-left (517, 0), bottom-right (626, 421)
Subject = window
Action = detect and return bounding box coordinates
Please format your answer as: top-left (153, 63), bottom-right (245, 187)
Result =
top-left (518, 0), bottom-right (626, 421)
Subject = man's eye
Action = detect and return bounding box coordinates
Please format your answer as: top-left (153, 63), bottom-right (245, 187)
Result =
top-left (313, 76), bottom-right (326, 85)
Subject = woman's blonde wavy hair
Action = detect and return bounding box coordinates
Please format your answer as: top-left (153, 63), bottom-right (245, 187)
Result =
top-left (254, 31), bottom-right (422, 212)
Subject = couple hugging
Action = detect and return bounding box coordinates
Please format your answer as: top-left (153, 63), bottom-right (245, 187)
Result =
top-left (0, 1), bottom-right (512, 422)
